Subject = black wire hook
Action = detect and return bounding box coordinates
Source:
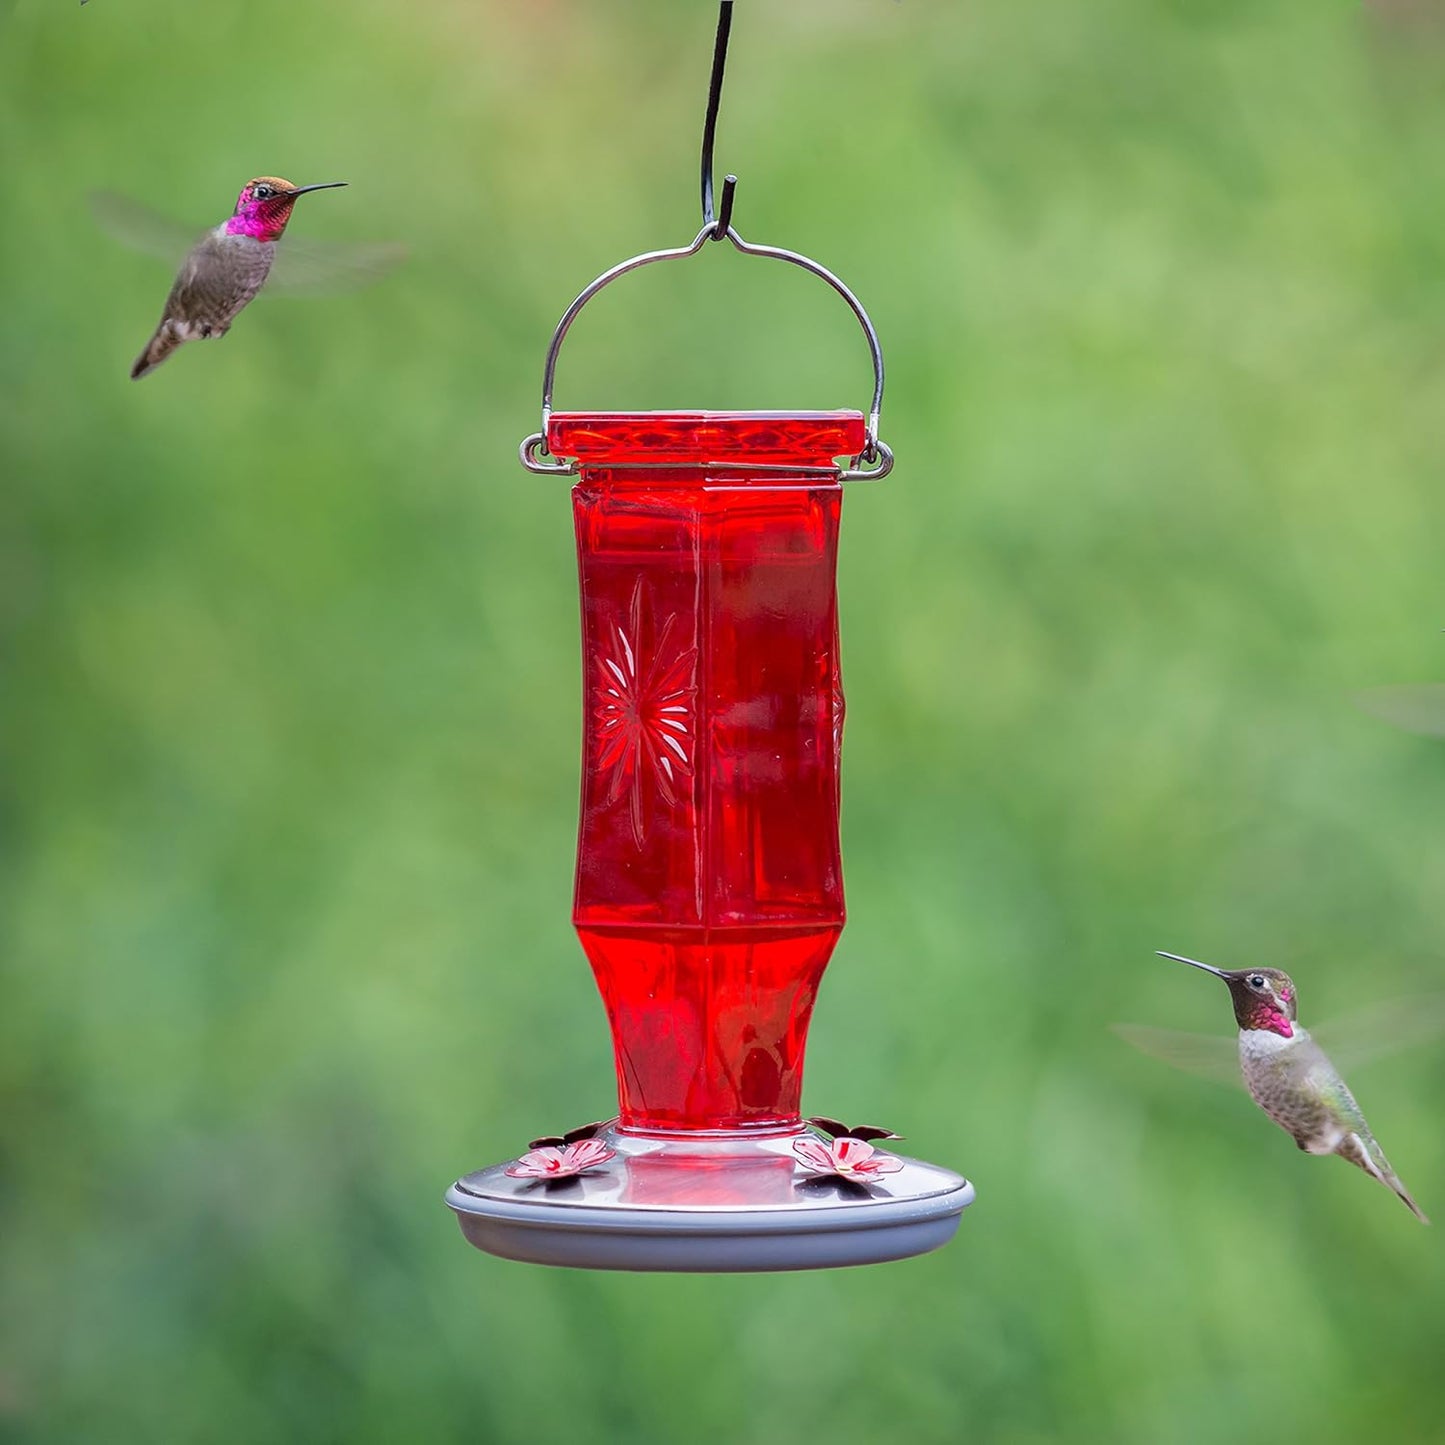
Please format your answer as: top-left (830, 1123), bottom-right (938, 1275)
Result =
top-left (700, 2), bottom-right (737, 240)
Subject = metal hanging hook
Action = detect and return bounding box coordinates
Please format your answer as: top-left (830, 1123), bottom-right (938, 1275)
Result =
top-left (519, 0), bottom-right (892, 482)
top-left (700, 3), bottom-right (737, 240)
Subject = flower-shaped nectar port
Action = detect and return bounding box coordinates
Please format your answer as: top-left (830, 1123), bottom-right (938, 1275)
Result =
top-left (792, 1134), bottom-right (904, 1182)
top-left (506, 1137), bottom-right (617, 1180)
top-left (506, 1124), bottom-right (616, 1181)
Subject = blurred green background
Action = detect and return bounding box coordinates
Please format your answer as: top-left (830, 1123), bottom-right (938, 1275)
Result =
top-left (4, 0), bottom-right (1445, 1440)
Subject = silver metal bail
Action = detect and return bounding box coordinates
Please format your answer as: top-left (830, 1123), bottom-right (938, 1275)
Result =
top-left (524, 219), bottom-right (890, 479)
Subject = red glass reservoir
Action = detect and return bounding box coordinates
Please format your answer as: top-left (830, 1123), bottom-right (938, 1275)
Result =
top-left (555, 410), bottom-right (865, 1133)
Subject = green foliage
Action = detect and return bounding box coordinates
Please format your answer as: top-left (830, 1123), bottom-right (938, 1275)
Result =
top-left (3, 1), bottom-right (1444, 1441)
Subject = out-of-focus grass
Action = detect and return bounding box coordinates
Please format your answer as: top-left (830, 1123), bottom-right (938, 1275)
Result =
top-left (3, 2), bottom-right (1445, 1442)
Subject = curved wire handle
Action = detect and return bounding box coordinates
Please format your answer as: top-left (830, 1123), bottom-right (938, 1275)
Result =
top-left (519, 3), bottom-right (891, 483)
top-left (520, 223), bottom-right (892, 482)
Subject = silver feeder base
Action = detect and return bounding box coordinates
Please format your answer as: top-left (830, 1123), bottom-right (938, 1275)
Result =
top-left (446, 1124), bottom-right (974, 1272)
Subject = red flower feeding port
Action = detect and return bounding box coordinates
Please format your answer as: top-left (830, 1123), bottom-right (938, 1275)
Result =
top-left (445, 8), bottom-right (973, 1271)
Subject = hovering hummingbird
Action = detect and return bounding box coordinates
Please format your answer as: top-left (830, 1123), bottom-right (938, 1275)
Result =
top-left (1125, 952), bottom-right (1428, 1222)
top-left (95, 177), bottom-right (403, 380)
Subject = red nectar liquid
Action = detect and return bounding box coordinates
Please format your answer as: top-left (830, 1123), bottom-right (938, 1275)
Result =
top-left (556, 411), bottom-right (864, 1133)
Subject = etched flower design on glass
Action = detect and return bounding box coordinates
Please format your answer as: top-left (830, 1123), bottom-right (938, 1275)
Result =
top-left (593, 577), bottom-right (698, 849)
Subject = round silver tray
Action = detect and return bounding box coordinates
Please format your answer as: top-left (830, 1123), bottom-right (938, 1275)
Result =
top-left (446, 1124), bottom-right (974, 1272)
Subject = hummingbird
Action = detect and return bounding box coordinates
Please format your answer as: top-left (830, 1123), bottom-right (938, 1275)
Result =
top-left (1147, 951), bottom-right (1428, 1222)
top-left (125, 177), bottom-right (351, 379)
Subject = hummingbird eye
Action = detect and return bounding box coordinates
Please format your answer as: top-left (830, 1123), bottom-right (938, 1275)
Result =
top-left (1248, 975), bottom-right (1266, 989)
top-left (252, 184), bottom-right (274, 200)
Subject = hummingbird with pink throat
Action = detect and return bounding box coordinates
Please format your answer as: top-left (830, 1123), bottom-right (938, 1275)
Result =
top-left (1135, 951), bottom-right (1428, 1222)
top-left (101, 176), bottom-right (403, 380)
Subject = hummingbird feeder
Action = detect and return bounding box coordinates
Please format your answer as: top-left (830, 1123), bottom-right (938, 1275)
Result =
top-left (446, 4), bottom-right (974, 1271)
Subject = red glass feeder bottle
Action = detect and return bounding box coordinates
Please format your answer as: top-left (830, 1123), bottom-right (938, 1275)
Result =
top-left (446, 224), bottom-right (973, 1272)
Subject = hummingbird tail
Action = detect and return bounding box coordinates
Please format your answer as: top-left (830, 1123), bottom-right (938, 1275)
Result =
top-left (1336, 1131), bottom-right (1429, 1224)
top-left (1391, 1178), bottom-right (1430, 1225)
top-left (131, 321), bottom-right (182, 380)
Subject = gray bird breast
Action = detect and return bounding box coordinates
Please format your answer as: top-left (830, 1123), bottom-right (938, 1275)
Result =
top-left (166, 231), bottom-right (277, 333)
top-left (1239, 1028), bottom-right (1347, 1146)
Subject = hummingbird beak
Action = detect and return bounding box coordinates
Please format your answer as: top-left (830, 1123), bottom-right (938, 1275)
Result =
top-left (1157, 950), bottom-right (1231, 979)
top-left (285, 182), bottom-right (347, 198)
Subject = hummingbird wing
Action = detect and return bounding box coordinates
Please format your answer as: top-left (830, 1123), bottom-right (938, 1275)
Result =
top-left (1113, 994), bottom-right (1445, 1086)
top-left (1354, 684), bottom-right (1445, 736)
top-left (89, 189), bottom-right (207, 262)
top-left (1108, 1025), bottom-right (1242, 1087)
top-left (266, 237), bottom-right (408, 296)
top-left (1309, 992), bottom-right (1445, 1075)
top-left (90, 190), bottom-right (406, 297)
